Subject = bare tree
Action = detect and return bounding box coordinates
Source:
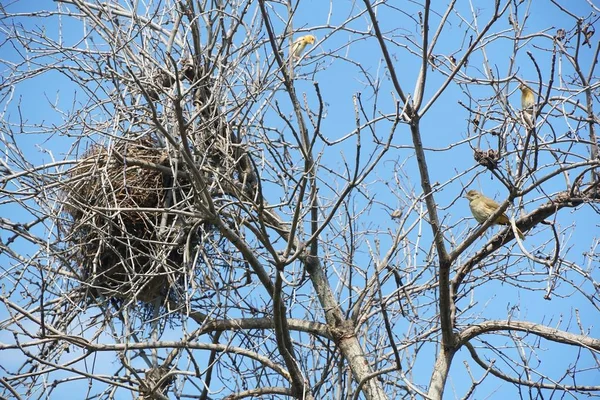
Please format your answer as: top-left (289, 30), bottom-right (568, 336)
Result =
top-left (1, 0), bottom-right (599, 399)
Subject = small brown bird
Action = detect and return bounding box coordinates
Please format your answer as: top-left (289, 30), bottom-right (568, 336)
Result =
top-left (519, 83), bottom-right (535, 111)
top-left (465, 190), bottom-right (525, 240)
top-left (583, 23), bottom-right (595, 47)
top-left (519, 83), bottom-right (536, 127)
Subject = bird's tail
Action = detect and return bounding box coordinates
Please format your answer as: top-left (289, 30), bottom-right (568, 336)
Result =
top-left (501, 222), bottom-right (525, 240)
top-left (516, 227), bottom-right (525, 240)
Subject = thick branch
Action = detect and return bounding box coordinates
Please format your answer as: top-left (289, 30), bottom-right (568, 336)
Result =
top-left (304, 255), bottom-right (389, 400)
top-left (458, 319), bottom-right (600, 351)
top-left (465, 342), bottom-right (600, 392)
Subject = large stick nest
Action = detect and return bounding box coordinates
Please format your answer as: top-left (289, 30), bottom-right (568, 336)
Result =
top-left (63, 137), bottom-right (194, 304)
top-left (61, 56), bottom-right (258, 306)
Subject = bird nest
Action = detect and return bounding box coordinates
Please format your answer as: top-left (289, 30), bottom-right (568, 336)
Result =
top-left (474, 148), bottom-right (500, 170)
top-left (63, 137), bottom-right (195, 304)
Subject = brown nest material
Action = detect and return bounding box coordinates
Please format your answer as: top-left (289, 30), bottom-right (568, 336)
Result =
top-left (63, 137), bottom-right (193, 304)
top-left (140, 365), bottom-right (174, 399)
top-left (474, 148), bottom-right (500, 170)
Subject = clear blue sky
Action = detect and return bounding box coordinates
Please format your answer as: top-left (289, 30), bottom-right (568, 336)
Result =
top-left (1, 0), bottom-right (598, 398)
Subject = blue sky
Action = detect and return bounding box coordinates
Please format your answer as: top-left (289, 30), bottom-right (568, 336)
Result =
top-left (1, 0), bottom-right (599, 398)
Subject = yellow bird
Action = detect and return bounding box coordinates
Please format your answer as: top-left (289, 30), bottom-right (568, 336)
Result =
top-left (465, 190), bottom-right (525, 240)
top-left (519, 83), bottom-right (536, 125)
top-left (291, 35), bottom-right (316, 60)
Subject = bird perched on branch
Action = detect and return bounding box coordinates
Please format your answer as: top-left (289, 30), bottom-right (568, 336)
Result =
top-left (465, 190), bottom-right (525, 240)
top-left (519, 82), bottom-right (536, 127)
top-left (291, 35), bottom-right (316, 60)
